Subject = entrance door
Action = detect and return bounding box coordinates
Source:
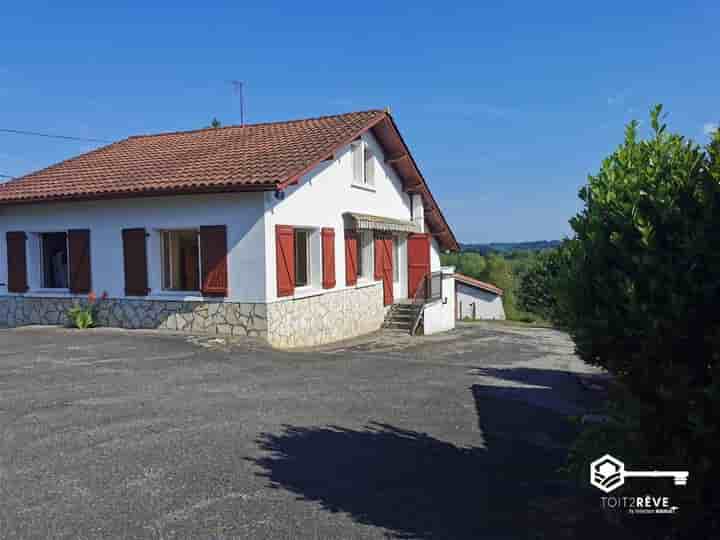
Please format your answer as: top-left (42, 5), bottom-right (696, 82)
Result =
top-left (374, 235), bottom-right (394, 305)
top-left (407, 233), bottom-right (430, 299)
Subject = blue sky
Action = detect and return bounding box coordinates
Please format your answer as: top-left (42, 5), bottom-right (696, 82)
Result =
top-left (1, 1), bottom-right (718, 242)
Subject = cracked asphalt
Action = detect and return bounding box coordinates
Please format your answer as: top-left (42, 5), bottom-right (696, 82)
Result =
top-left (0, 323), bottom-right (629, 539)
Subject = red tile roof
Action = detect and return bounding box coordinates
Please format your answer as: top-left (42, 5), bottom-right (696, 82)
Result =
top-left (454, 273), bottom-right (504, 296)
top-left (0, 109), bottom-right (459, 250)
top-left (0, 110), bottom-right (383, 202)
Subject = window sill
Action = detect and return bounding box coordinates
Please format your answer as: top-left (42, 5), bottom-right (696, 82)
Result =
top-left (351, 182), bottom-right (376, 192)
top-left (147, 291), bottom-right (209, 302)
top-left (355, 279), bottom-right (380, 289)
top-left (290, 286), bottom-right (325, 300)
top-left (21, 289), bottom-right (74, 298)
top-left (275, 283), bottom-right (371, 302)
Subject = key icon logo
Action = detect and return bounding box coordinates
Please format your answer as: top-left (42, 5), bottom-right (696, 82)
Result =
top-left (590, 454), bottom-right (689, 493)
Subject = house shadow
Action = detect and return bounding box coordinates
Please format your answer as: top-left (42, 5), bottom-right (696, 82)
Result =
top-left (251, 367), bottom-right (626, 539)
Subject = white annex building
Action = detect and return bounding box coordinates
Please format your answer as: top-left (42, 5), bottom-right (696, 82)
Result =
top-left (0, 110), bottom-right (458, 347)
top-left (455, 273), bottom-right (505, 321)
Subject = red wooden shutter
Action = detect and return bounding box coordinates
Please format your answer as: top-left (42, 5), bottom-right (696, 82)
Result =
top-left (374, 236), bottom-right (383, 279)
top-left (345, 232), bottom-right (358, 286)
top-left (68, 229), bottom-right (92, 293)
top-left (276, 225), bottom-right (295, 297)
top-left (6, 231), bottom-right (28, 293)
top-left (200, 225), bottom-right (228, 297)
top-left (122, 228), bottom-right (149, 296)
top-left (407, 233), bottom-right (430, 299)
top-left (321, 227), bottom-right (336, 289)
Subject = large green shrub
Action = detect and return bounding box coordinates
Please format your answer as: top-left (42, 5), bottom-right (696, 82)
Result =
top-left (560, 106), bottom-right (720, 535)
top-left (517, 247), bottom-right (569, 323)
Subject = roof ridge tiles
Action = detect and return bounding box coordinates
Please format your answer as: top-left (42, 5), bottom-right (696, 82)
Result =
top-left (126, 109), bottom-right (386, 140)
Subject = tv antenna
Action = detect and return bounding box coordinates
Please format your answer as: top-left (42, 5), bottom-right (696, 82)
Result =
top-left (229, 80), bottom-right (245, 126)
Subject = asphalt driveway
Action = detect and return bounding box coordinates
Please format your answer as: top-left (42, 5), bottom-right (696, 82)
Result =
top-left (0, 323), bottom-right (625, 539)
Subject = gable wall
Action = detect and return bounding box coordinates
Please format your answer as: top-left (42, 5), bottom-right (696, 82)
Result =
top-left (264, 130), bottom-right (431, 302)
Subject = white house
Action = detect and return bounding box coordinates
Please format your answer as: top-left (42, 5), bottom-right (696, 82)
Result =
top-left (0, 110), bottom-right (459, 347)
top-left (455, 273), bottom-right (505, 320)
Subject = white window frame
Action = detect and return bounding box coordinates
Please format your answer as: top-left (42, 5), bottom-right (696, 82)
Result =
top-left (358, 230), bottom-right (374, 282)
top-left (160, 228), bottom-right (201, 294)
top-left (363, 143), bottom-right (374, 186)
top-left (351, 140), bottom-right (376, 190)
top-left (293, 228), bottom-right (312, 290)
top-left (24, 230), bottom-right (71, 293)
top-left (40, 231), bottom-right (70, 290)
top-left (393, 236), bottom-right (400, 283)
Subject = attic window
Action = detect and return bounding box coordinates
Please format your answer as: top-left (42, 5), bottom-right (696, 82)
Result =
top-left (363, 144), bottom-right (374, 185)
top-left (352, 140), bottom-right (374, 186)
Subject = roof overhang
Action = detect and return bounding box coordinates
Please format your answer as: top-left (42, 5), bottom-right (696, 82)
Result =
top-left (455, 273), bottom-right (504, 296)
top-left (368, 114), bottom-right (460, 251)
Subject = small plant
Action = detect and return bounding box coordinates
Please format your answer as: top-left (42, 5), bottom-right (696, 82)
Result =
top-left (67, 291), bottom-right (108, 329)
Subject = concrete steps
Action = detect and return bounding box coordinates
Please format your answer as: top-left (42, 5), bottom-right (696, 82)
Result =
top-left (382, 303), bottom-right (422, 333)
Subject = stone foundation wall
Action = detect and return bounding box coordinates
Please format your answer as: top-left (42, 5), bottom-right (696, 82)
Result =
top-left (267, 283), bottom-right (386, 348)
top-left (0, 296), bottom-right (267, 337)
top-left (0, 283), bottom-right (385, 348)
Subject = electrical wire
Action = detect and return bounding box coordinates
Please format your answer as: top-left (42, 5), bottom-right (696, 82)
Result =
top-left (0, 128), bottom-right (112, 144)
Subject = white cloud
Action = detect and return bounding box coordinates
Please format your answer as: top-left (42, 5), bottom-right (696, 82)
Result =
top-left (703, 122), bottom-right (718, 136)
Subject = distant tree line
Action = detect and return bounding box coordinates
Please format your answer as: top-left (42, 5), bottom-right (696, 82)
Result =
top-left (460, 240), bottom-right (561, 255)
top-left (441, 248), bottom-right (550, 322)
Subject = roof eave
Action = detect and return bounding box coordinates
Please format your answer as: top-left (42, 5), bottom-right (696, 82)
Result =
top-left (0, 181), bottom-right (277, 206)
top-left (370, 114), bottom-right (460, 252)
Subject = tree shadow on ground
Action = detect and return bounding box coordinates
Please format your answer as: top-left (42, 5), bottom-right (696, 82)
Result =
top-left (251, 368), bottom-right (630, 539)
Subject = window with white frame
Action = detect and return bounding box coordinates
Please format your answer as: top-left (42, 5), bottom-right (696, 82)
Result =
top-left (358, 230), bottom-right (374, 280)
top-left (161, 229), bottom-right (200, 291)
top-left (40, 232), bottom-right (68, 288)
top-left (294, 229), bottom-right (311, 288)
top-left (393, 236), bottom-right (400, 282)
top-left (352, 140), bottom-right (374, 187)
top-left (363, 143), bottom-right (374, 185)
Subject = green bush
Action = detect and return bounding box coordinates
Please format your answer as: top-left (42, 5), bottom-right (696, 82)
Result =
top-left (66, 291), bottom-right (107, 329)
top-left (67, 305), bottom-right (95, 329)
top-left (559, 105), bottom-right (720, 535)
top-left (517, 250), bottom-right (559, 321)
top-left (516, 245), bottom-right (575, 325)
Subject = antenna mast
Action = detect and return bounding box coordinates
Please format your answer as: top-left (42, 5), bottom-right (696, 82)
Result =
top-left (230, 80), bottom-right (245, 126)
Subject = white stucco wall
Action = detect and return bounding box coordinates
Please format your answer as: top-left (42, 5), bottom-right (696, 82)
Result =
top-left (430, 237), bottom-right (442, 272)
top-left (456, 282), bottom-right (506, 320)
top-left (0, 193), bottom-right (267, 302)
top-left (0, 131), bottom-right (447, 331)
top-left (422, 266), bottom-right (455, 335)
top-left (263, 131), bottom-right (428, 303)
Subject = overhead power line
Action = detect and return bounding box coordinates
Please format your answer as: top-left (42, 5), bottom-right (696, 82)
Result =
top-left (0, 173), bottom-right (14, 178)
top-left (0, 128), bottom-right (112, 144)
